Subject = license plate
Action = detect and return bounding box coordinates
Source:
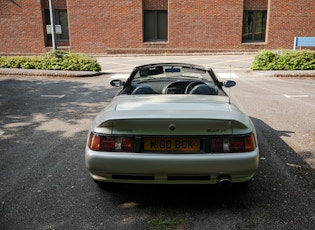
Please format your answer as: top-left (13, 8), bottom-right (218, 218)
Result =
top-left (144, 137), bottom-right (200, 152)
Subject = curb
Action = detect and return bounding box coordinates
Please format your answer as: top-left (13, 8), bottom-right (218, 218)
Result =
top-left (251, 70), bottom-right (315, 78)
top-left (1, 68), bottom-right (315, 78)
top-left (0, 68), bottom-right (101, 77)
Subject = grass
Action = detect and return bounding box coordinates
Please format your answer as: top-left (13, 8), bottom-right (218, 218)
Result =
top-left (146, 205), bottom-right (186, 230)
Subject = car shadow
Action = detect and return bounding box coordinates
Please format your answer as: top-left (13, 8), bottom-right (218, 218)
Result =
top-left (97, 182), bottom-right (250, 208)
top-left (94, 116), bottom-right (314, 210)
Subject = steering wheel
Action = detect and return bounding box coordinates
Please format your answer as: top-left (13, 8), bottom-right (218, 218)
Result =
top-left (185, 81), bottom-right (207, 94)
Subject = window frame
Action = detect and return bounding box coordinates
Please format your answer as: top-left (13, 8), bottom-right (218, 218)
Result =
top-left (143, 10), bottom-right (168, 42)
top-left (45, 9), bottom-right (69, 42)
top-left (242, 10), bottom-right (267, 43)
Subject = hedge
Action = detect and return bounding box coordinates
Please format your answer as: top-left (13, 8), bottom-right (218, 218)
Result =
top-left (251, 50), bottom-right (315, 70)
top-left (0, 51), bottom-right (101, 72)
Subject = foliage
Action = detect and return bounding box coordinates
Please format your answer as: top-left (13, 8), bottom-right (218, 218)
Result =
top-left (146, 205), bottom-right (186, 230)
top-left (0, 50), bottom-right (101, 72)
top-left (251, 49), bottom-right (315, 70)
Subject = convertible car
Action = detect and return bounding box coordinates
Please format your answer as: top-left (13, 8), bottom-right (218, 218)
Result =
top-left (85, 63), bottom-right (259, 187)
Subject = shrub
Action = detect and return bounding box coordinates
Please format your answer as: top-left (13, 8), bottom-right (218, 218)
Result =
top-left (0, 50), bottom-right (101, 72)
top-left (251, 49), bottom-right (315, 70)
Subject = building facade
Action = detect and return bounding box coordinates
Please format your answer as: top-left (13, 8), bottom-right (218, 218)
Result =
top-left (0, 0), bottom-right (314, 55)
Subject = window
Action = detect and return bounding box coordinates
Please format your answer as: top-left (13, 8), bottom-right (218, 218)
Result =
top-left (242, 11), bottom-right (267, 43)
top-left (144, 10), bottom-right (168, 42)
top-left (45, 9), bottom-right (69, 41)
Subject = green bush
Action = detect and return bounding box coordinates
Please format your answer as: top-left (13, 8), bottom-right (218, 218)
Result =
top-left (251, 49), bottom-right (315, 70)
top-left (0, 50), bottom-right (101, 72)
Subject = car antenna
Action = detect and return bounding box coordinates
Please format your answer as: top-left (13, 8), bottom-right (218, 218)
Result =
top-left (228, 64), bottom-right (231, 104)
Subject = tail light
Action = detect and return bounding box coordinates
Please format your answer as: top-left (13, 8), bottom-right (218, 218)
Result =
top-left (88, 133), bottom-right (134, 152)
top-left (211, 133), bottom-right (256, 153)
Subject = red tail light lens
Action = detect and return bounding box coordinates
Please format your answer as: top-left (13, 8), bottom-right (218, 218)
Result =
top-left (211, 133), bottom-right (256, 153)
top-left (211, 138), bottom-right (223, 153)
top-left (101, 137), bottom-right (116, 152)
top-left (121, 137), bottom-right (134, 152)
top-left (88, 133), bottom-right (134, 152)
top-left (229, 138), bottom-right (245, 152)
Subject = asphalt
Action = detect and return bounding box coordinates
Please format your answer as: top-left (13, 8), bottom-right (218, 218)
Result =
top-left (0, 55), bottom-right (315, 77)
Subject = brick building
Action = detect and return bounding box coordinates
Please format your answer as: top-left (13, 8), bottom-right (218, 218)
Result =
top-left (0, 0), bottom-right (314, 55)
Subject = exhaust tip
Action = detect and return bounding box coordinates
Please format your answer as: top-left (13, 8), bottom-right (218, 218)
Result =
top-left (217, 175), bottom-right (232, 187)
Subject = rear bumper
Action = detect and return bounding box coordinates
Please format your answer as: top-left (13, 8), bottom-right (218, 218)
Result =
top-left (85, 146), bottom-right (259, 184)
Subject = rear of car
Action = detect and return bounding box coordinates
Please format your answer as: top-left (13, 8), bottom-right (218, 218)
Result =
top-left (85, 96), bottom-right (259, 186)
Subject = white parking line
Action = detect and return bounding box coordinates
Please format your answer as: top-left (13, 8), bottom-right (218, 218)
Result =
top-left (283, 94), bottom-right (309, 98)
top-left (216, 73), bottom-right (239, 79)
top-left (40, 95), bottom-right (65, 98)
top-left (110, 74), bottom-right (129, 80)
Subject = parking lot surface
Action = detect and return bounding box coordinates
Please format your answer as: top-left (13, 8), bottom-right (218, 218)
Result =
top-left (0, 55), bottom-right (314, 229)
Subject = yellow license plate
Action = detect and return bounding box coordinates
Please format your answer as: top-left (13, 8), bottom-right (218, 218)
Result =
top-left (144, 138), bottom-right (200, 152)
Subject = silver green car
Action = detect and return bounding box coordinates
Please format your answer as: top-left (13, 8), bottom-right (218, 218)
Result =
top-left (85, 63), bottom-right (259, 187)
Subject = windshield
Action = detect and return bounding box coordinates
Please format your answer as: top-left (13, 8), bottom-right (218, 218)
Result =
top-left (133, 64), bottom-right (213, 83)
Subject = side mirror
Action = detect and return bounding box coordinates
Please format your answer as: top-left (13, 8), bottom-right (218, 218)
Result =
top-left (223, 80), bottom-right (236, 88)
top-left (110, 79), bottom-right (124, 87)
